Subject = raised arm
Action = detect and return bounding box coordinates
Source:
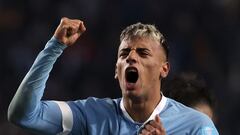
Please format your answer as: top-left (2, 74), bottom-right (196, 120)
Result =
top-left (8, 17), bottom-right (86, 134)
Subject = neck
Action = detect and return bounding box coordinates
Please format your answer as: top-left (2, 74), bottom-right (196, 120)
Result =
top-left (123, 92), bottom-right (161, 123)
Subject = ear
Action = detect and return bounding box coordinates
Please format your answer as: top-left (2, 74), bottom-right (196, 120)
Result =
top-left (160, 62), bottom-right (170, 78)
top-left (114, 65), bottom-right (118, 79)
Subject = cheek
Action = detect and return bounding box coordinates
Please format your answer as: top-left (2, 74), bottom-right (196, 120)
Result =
top-left (116, 62), bottom-right (124, 78)
top-left (144, 62), bottom-right (161, 79)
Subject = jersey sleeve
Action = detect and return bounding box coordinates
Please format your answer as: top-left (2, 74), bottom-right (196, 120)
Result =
top-left (193, 113), bottom-right (219, 135)
top-left (8, 37), bottom-right (70, 135)
top-left (195, 126), bottom-right (219, 135)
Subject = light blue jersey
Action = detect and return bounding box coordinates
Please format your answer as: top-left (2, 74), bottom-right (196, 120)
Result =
top-left (8, 37), bottom-right (219, 135)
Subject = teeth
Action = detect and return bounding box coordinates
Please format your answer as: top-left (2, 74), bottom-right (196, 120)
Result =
top-left (128, 69), bottom-right (136, 72)
top-left (126, 67), bottom-right (137, 72)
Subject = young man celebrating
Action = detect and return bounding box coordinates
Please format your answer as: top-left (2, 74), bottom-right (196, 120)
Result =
top-left (8, 17), bottom-right (218, 135)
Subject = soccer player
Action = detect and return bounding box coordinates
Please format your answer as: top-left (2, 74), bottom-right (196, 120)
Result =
top-left (8, 17), bottom-right (219, 135)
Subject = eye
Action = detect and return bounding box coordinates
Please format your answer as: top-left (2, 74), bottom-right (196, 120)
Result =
top-left (119, 48), bottom-right (130, 58)
top-left (119, 52), bottom-right (129, 58)
top-left (137, 48), bottom-right (150, 57)
top-left (139, 51), bottom-right (148, 56)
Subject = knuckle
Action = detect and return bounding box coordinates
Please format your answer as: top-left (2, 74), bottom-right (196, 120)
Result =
top-left (145, 125), bottom-right (151, 130)
top-left (142, 129), bottom-right (147, 133)
top-left (61, 17), bottom-right (69, 24)
top-left (78, 20), bottom-right (83, 23)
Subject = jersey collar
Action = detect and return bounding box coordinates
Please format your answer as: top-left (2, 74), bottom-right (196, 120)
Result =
top-left (120, 94), bottom-right (167, 124)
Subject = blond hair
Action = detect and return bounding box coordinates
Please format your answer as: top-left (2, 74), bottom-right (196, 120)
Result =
top-left (120, 22), bottom-right (169, 60)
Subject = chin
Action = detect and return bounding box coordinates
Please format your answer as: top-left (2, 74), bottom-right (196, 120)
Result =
top-left (124, 89), bottom-right (144, 101)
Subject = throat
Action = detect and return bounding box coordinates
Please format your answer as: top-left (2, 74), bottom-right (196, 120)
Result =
top-left (123, 96), bottom-right (161, 123)
top-left (128, 106), bottom-right (152, 123)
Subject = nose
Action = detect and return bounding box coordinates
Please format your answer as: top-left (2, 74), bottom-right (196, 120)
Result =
top-left (126, 49), bottom-right (137, 64)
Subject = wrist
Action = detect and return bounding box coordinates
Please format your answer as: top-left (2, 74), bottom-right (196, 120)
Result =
top-left (50, 36), bottom-right (68, 50)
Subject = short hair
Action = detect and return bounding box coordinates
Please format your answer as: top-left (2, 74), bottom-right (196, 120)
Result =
top-left (120, 22), bottom-right (169, 60)
top-left (163, 72), bottom-right (216, 110)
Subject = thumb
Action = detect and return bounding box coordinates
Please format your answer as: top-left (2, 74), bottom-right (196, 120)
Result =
top-left (155, 114), bottom-right (166, 133)
top-left (155, 114), bottom-right (160, 123)
top-left (79, 22), bottom-right (86, 33)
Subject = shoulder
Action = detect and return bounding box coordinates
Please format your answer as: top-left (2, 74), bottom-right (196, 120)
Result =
top-left (165, 97), bottom-right (200, 114)
top-left (71, 97), bottom-right (120, 106)
top-left (163, 97), bottom-right (195, 114)
top-left (67, 97), bottom-right (121, 114)
top-left (164, 98), bottom-right (214, 127)
top-left (164, 97), bottom-right (212, 122)
top-left (163, 98), bottom-right (218, 134)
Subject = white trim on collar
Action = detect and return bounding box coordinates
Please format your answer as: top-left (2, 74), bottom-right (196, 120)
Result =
top-left (120, 94), bottom-right (167, 124)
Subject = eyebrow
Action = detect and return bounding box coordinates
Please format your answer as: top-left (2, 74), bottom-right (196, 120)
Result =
top-left (120, 47), bottom-right (150, 52)
top-left (120, 48), bottom-right (131, 52)
top-left (136, 48), bottom-right (150, 52)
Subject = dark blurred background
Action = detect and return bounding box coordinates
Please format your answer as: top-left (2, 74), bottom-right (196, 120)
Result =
top-left (0, 0), bottom-right (239, 134)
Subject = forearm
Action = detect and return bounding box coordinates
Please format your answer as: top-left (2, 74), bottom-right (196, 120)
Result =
top-left (8, 37), bottom-right (67, 122)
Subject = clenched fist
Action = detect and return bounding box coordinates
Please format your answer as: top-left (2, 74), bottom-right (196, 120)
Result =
top-left (54, 17), bottom-right (86, 46)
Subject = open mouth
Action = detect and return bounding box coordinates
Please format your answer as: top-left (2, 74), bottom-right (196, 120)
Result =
top-left (125, 67), bottom-right (139, 83)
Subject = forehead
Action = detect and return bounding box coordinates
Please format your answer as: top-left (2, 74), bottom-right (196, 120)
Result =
top-left (118, 37), bottom-right (160, 51)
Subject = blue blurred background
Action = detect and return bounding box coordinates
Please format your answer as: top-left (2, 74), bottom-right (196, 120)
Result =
top-left (0, 0), bottom-right (239, 134)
